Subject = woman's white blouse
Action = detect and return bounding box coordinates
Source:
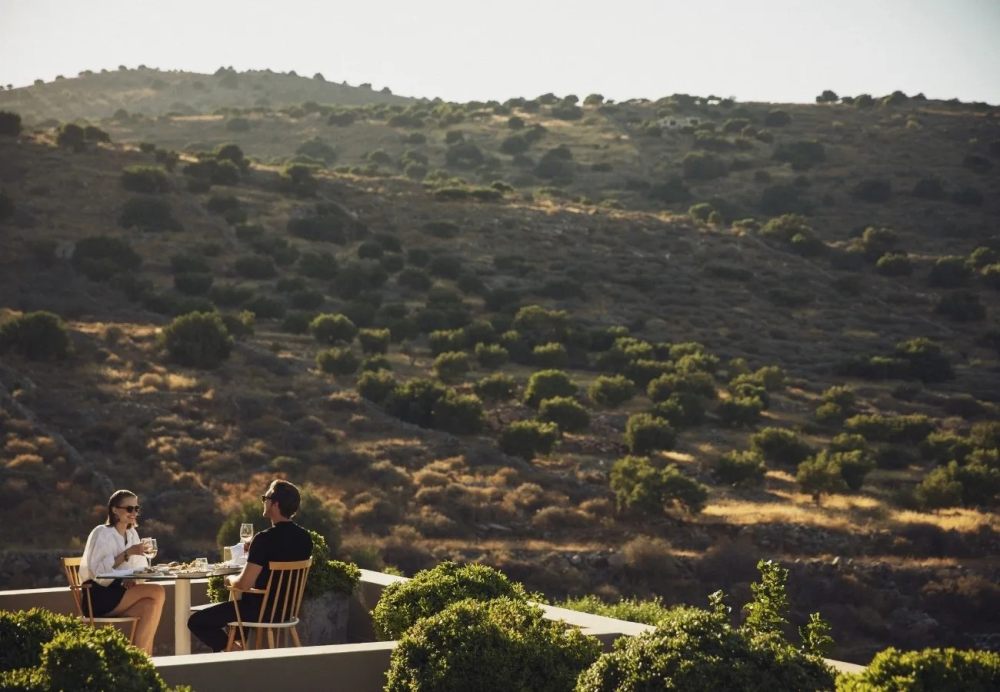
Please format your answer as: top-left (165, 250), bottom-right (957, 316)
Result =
top-left (80, 525), bottom-right (139, 586)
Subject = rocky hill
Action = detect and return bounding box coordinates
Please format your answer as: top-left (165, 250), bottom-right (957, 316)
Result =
top-left (0, 74), bottom-right (998, 662)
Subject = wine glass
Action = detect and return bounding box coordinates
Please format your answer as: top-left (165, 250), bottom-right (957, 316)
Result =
top-left (143, 538), bottom-right (158, 562)
top-left (240, 523), bottom-right (253, 551)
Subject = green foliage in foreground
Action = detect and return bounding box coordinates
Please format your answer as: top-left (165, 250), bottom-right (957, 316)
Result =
top-left (386, 598), bottom-right (601, 692)
top-left (836, 647), bottom-right (1000, 691)
top-left (576, 560), bottom-right (835, 692)
top-left (373, 561), bottom-right (529, 639)
top-left (0, 608), bottom-right (183, 691)
top-left (557, 594), bottom-right (675, 626)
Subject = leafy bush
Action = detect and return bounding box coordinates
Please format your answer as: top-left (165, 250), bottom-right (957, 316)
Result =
top-left (532, 341), bottom-right (568, 368)
top-left (715, 450), bottom-right (766, 486)
top-left (625, 414), bottom-right (676, 454)
top-left (717, 396), bottom-right (764, 427)
top-left (682, 152), bottom-right (727, 180)
top-left (876, 252), bottom-right (913, 276)
top-left (588, 375), bottom-right (635, 408)
top-left (0, 609), bottom-right (176, 691)
top-left (928, 256), bottom-right (972, 288)
top-left (385, 598), bottom-right (599, 692)
top-left (844, 413), bottom-right (934, 444)
top-left (161, 311), bottom-right (232, 368)
top-left (431, 390), bottom-right (484, 435)
top-left (173, 272), bottom-right (213, 296)
top-left (474, 373), bottom-right (517, 401)
top-left (475, 342), bottom-right (509, 368)
top-left (0, 110), bottom-right (22, 136)
top-left (0, 311), bottom-right (71, 360)
top-left (652, 392), bottom-right (707, 428)
top-left (119, 196), bottom-right (181, 231)
top-left (385, 378), bottom-right (447, 428)
top-left (499, 419), bottom-right (560, 460)
top-left (935, 290), bottom-right (985, 322)
top-left (797, 451), bottom-right (848, 503)
top-left (763, 109), bottom-right (793, 126)
top-left (836, 647), bottom-right (1000, 691)
top-left (316, 347), bottom-right (359, 375)
top-left (357, 369), bottom-right (397, 404)
top-left (72, 236), bottom-right (142, 280)
top-left (433, 351), bottom-right (470, 382)
top-left (577, 562), bottom-right (834, 692)
top-left (56, 123), bottom-right (86, 151)
top-left (539, 396), bottom-right (590, 433)
top-left (121, 165), bottom-right (170, 193)
top-left (750, 427), bottom-right (812, 466)
top-left (310, 313), bottom-right (357, 344)
top-left (429, 328), bottom-right (467, 355)
top-left (357, 327), bottom-right (390, 354)
top-left (373, 561), bottom-right (529, 639)
top-left (773, 140), bottom-right (825, 170)
top-left (610, 455), bottom-right (707, 515)
top-left (524, 369), bottom-right (577, 406)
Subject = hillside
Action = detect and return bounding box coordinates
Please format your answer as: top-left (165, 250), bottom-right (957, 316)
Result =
top-left (0, 78), bottom-right (999, 663)
top-left (0, 66), bottom-right (410, 122)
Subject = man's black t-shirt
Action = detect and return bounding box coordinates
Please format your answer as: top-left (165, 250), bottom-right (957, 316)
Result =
top-left (246, 521), bottom-right (313, 591)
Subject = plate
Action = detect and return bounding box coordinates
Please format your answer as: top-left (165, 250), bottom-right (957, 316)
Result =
top-left (174, 570), bottom-right (209, 578)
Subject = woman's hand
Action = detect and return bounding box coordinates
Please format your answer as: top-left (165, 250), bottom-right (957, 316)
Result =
top-left (126, 544), bottom-right (146, 557)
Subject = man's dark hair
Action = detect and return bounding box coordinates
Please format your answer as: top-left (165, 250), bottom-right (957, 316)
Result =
top-left (269, 479), bottom-right (301, 518)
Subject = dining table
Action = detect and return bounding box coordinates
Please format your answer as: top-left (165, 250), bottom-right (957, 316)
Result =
top-left (99, 565), bottom-right (241, 655)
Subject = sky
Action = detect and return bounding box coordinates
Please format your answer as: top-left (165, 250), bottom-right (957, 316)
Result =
top-left (1, 0), bottom-right (999, 104)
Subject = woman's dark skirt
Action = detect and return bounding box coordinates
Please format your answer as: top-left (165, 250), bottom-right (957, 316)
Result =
top-left (82, 579), bottom-right (126, 617)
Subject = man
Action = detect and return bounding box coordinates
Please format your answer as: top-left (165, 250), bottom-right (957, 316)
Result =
top-left (188, 479), bottom-right (313, 652)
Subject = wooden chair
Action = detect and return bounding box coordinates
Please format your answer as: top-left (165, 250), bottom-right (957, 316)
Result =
top-left (225, 558), bottom-right (312, 651)
top-left (60, 557), bottom-right (138, 644)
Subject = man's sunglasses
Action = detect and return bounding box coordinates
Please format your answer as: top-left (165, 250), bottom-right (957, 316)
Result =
top-left (117, 505), bottom-right (141, 513)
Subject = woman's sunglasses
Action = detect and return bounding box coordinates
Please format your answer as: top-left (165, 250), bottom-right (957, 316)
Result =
top-left (117, 505), bottom-right (141, 513)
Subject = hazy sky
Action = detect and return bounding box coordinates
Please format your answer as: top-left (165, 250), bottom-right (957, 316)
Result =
top-left (1, 0), bottom-right (998, 104)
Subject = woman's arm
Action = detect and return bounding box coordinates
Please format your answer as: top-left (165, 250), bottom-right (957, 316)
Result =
top-left (82, 528), bottom-right (117, 577)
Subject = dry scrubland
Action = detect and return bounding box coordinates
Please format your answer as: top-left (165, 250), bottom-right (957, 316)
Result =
top-left (0, 68), bottom-right (999, 663)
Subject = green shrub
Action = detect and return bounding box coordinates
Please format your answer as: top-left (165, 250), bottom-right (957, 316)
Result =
top-left (610, 455), bottom-right (707, 515)
top-left (429, 328), bottom-right (466, 355)
top-left (836, 449), bottom-right (877, 491)
top-left (373, 561), bottom-right (529, 639)
top-left (893, 337), bottom-right (954, 382)
top-left (475, 342), bottom-right (509, 368)
top-left (474, 373), bottom-right (517, 401)
top-left (935, 290), bottom-right (985, 322)
top-left (357, 369), bottom-right (397, 404)
top-left (844, 413), bottom-right (934, 444)
top-left (773, 140), bottom-right (825, 170)
top-left (119, 196), bottom-right (181, 231)
top-left (357, 328), bottom-right (390, 354)
top-left (310, 313), bottom-right (357, 344)
top-left (915, 463), bottom-right (965, 509)
top-left (0, 609), bottom-right (175, 691)
top-left (539, 396), bottom-right (590, 433)
top-left (876, 252), bottom-right (913, 276)
top-left (557, 595), bottom-right (672, 626)
top-left (173, 272), bottom-right (213, 296)
top-left (652, 392), bottom-right (706, 428)
top-left (499, 419), bottom-right (560, 460)
top-left (532, 341), bottom-right (568, 368)
top-left (432, 390), bottom-right (484, 434)
top-left (929, 256), bottom-right (972, 288)
top-left (625, 414), bottom-right (676, 454)
top-left (836, 647), bottom-right (1000, 692)
top-left (433, 351), bottom-right (470, 382)
top-left (121, 165), bottom-right (170, 193)
top-left (56, 123), bottom-right (86, 151)
top-left (578, 565), bottom-right (833, 691)
top-left (385, 378), bottom-right (447, 428)
top-left (715, 450), bottom-right (766, 486)
top-left (588, 375), bottom-right (635, 408)
top-left (71, 236), bottom-right (142, 281)
top-left (0, 311), bottom-right (71, 361)
top-left (797, 451), bottom-right (848, 504)
top-left (717, 396), bottom-right (763, 427)
top-left (385, 598), bottom-right (599, 692)
top-left (682, 151), bottom-right (727, 180)
top-left (750, 427), bottom-right (812, 466)
top-left (161, 311), bottom-right (232, 368)
top-left (316, 347), bottom-right (359, 375)
top-left (524, 369), bottom-right (577, 406)
top-left (0, 110), bottom-right (22, 137)
top-left (216, 491), bottom-right (342, 557)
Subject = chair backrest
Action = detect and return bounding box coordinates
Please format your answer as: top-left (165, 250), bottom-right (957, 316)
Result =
top-left (60, 557), bottom-right (89, 619)
top-left (257, 558), bottom-right (312, 625)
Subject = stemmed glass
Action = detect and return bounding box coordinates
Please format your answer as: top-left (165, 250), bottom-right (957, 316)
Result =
top-left (142, 537), bottom-right (158, 563)
top-left (240, 523), bottom-right (254, 553)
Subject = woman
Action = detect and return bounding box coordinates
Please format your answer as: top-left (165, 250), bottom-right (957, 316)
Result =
top-left (79, 489), bottom-right (165, 654)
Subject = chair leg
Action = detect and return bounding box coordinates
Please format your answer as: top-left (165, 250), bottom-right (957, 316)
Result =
top-left (225, 626), bottom-right (237, 652)
top-left (289, 627), bottom-right (301, 647)
top-left (267, 630), bottom-right (276, 649)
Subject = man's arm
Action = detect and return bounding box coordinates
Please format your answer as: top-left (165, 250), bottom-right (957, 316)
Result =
top-left (226, 562), bottom-right (263, 592)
